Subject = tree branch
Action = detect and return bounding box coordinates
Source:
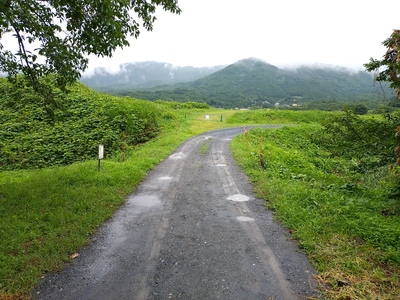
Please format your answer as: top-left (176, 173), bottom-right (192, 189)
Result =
top-left (13, 27), bottom-right (33, 74)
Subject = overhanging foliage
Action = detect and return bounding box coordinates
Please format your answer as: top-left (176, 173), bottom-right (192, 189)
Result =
top-left (0, 0), bottom-right (180, 91)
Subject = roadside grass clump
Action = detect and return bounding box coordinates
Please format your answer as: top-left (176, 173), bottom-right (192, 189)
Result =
top-left (226, 109), bottom-right (340, 124)
top-left (231, 123), bottom-right (400, 299)
top-left (199, 139), bottom-right (213, 156)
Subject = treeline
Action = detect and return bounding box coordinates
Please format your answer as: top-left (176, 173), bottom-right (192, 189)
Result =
top-left (154, 100), bottom-right (209, 109)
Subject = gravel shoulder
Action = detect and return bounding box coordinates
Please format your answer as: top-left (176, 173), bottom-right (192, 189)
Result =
top-left (34, 127), bottom-right (318, 300)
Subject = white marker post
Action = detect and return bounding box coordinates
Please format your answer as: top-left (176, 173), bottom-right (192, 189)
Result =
top-left (98, 144), bottom-right (104, 171)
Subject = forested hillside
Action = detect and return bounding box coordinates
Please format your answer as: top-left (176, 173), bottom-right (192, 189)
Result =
top-left (106, 58), bottom-right (394, 109)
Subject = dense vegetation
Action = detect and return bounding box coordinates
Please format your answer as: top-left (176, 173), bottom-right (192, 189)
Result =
top-left (231, 110), bottom-right (400, 299)
top-left (107, 58), bottom-right (395, 109)
top-left (0, 77), bottom-right (164, 170)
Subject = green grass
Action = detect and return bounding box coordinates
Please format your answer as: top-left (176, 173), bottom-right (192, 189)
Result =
top-left (231, 124), bottom-right (400, 299)
top-left (226, 109), bottom-right (340, 124)
top-left (0, 147), bottom-right (167, 296)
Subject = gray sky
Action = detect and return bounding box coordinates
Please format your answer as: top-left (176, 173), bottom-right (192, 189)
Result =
top-left (86, 0), bottom-right (400, 74)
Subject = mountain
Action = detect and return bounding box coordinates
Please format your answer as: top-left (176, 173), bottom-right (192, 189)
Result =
top-left (80, 61), bottom-right (225, 90)
top-left (84, 58), bottom-right (394, 109)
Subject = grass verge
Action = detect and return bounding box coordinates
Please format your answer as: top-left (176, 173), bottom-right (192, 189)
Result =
top-left (231, 124), bottom-right (400, 299)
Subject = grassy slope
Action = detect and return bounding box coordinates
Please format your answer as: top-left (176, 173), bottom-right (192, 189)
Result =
top-left (230, 122), bottom-right (400, 299)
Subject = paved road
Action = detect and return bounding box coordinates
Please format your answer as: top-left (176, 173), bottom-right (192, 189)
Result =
top-left (34, 127), bottom-right (317, 300)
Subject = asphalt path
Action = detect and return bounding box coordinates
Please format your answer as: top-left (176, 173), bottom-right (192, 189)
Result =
top-left (34, 126), bottom-right (318, 300)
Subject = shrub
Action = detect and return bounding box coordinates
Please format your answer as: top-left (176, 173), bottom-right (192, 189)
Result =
top-left (314, 109), bottom-right (397, 170)
top-left (353, 104), bottom-right (368, 115)
top-left (0, 78), bottom-right (161, 170)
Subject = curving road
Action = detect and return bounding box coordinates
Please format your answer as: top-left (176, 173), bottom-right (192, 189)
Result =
top-left (34, 127), bottom-right (318, 300)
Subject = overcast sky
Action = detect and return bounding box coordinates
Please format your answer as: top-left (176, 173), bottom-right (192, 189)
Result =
top-left (2, 1), bottom-right (397, 75)
top-left (85, 0), bottom-right (399, 74)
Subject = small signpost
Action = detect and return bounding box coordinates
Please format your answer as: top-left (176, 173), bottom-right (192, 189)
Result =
top-left (98, 144), bottom-right (104, 171)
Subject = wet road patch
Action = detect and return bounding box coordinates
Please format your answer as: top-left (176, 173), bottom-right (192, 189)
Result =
top-left (129, 195), bottom-right (161, 207)
top-left (169, 152), bottom-right (185, 160)
top-left (215, 163), bottom-right (227, 167)
top-left (237, 216), bottom-right (255, 222)
top-left (226, 194), bottom-right (250, 202)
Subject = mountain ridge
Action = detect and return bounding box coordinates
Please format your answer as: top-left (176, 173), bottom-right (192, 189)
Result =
top-left (81, 58), bottom-right (394, 108)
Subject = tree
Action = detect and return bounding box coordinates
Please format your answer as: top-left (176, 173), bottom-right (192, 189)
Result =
top-left (364, 29), bottom-right (400, 98)
top-left (364, 30), bottom-right (400, 169)
top-left (353, 104), bottom-right (368, 115)
top-left (0, 0), bottom-right (181, 91)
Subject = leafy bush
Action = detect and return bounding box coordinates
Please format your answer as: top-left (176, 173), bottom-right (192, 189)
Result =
top-left (353, 104), bottom-right (368, 115)
top-left (0, 78), bottom-right (161, 170)
top-left (314, 109), bottom-right (397, 171)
